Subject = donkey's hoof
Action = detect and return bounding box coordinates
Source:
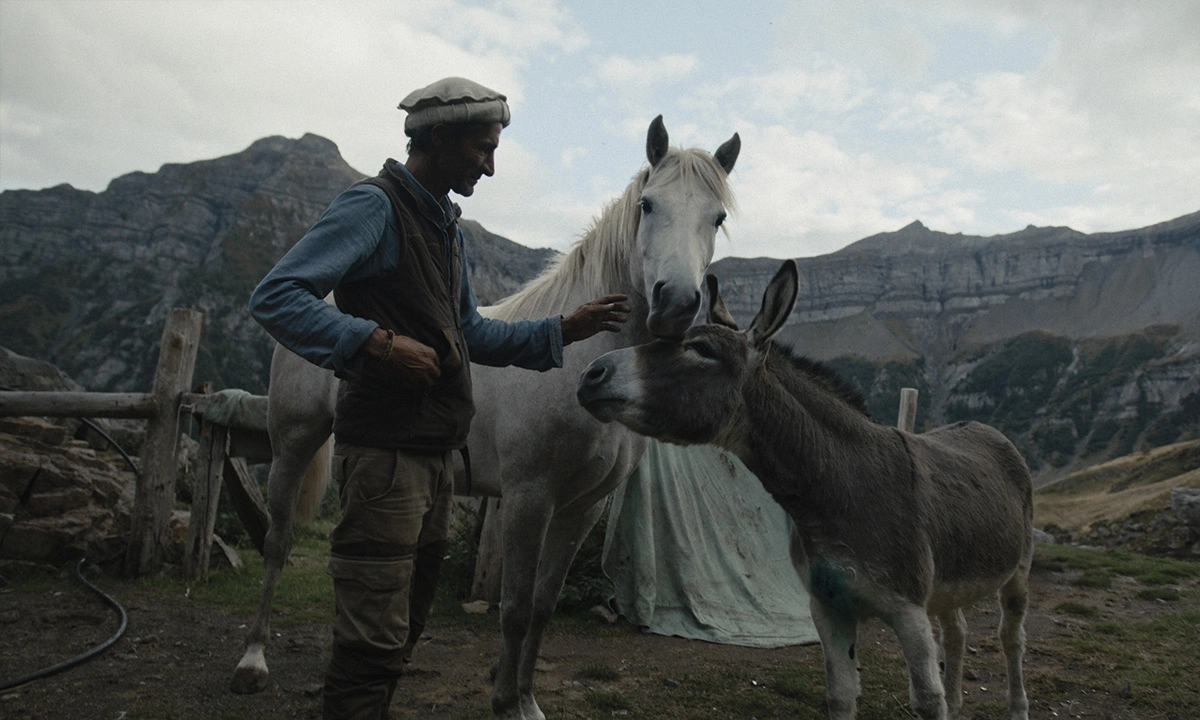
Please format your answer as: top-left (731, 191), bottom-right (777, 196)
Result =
top-left (230, 666), bottom-right (270, 694)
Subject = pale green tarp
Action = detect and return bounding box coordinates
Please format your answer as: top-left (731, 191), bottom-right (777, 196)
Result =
top-left (602, 440), bottom-right (819, 647)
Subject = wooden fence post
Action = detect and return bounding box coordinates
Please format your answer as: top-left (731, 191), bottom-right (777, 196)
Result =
top-left (897, 387), bottom-right (918, 433)
top-left (124, 308), bottom-right (203, 577)
top-left (183, 419), bottom-right (228, 580)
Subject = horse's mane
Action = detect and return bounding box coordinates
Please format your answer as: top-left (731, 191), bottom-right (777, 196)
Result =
top-left (489, 147), bottom-right (736, 321)
top-left (774, 343), bottom-right (872, 419)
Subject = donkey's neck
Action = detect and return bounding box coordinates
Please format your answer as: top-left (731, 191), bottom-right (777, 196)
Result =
top-left (734, 352), bottom-right (895, 513)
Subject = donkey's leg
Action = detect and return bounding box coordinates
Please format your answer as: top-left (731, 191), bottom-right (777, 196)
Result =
top-left (936, 608), bottom-right (967, 718)
top-left (491, 491), bottom-right (553, 720)
top-left (998, 571), bottom-right (1030, 720)
top-left (230, 428), bottom-right (331, 694)
top-left (891, 605), bottom-right (948, 720)
top-left (809, 599), bottom-right (861, 720)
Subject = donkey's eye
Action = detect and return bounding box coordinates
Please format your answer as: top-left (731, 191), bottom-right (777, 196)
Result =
top-left (687, 340), bottom-right (719, 360)
top-left (715, 211), bottom-right (727, 228)
top-left (639, 198), bottom-right (653, 214)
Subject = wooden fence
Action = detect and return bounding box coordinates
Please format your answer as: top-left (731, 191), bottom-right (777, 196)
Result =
top-left (0, 308), bottom-right (267, 580)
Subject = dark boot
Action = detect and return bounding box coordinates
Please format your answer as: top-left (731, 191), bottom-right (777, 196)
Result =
top-left (401, 540), bottom-right (446, 663)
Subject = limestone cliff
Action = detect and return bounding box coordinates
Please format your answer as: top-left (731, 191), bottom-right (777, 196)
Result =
top-left (710, 212), bottom-right (1200, 478)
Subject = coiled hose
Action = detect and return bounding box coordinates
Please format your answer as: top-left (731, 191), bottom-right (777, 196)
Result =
top-left (0, 558), bottom-right (129, 692)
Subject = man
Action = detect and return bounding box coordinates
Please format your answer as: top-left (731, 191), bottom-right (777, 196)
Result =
top-left (249, 76), bottom-right (629, 719)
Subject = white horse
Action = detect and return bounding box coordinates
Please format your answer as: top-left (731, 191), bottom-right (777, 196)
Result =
top-left (231, 115), bottom-right (740, 720)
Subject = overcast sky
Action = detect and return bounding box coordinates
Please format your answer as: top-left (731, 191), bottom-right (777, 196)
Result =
top-left (2, 0), bottom-right (1197, 260)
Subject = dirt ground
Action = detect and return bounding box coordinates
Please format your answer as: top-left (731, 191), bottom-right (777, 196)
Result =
top-left (0, 559), bottom-right (1195, 720)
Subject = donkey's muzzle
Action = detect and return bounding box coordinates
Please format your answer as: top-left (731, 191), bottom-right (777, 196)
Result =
top-left (576, 355), bottom-right (621, 422)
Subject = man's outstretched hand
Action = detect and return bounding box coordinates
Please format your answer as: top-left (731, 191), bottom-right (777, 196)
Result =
top-left (561, 294), bottom-right (631, 345)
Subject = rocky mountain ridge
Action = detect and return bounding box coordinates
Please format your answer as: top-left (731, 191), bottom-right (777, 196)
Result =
top-left (2, 134), bottom-right (1196, 480)
top-left (710, 211), bottom-right (1200, 478)
top-left (0, 134), bottom-right (553, 394)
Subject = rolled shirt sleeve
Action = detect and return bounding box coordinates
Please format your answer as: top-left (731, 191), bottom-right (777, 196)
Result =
top-left (458, 239), bottom-right (564, 371)
top-left (248, 186), bottom-right (392, 377)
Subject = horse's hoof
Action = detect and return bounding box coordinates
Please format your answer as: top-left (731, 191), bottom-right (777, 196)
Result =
top-left (229, 666), bottom-right (270, 694)
top-left (520, 693), bottom-right (545, 720)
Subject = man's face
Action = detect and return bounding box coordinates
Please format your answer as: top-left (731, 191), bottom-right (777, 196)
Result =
top-left (437, 122), bottom-right (502, 197)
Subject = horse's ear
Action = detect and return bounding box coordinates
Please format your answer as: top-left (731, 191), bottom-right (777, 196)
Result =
top-left (647, 115), bottom-right (669, 167)
top-left (705, 274), bottom-right (739, 329)
top-left (713, 132), bottom-right (740, 175)
top-left (746, 259), bottom-right (799, 349)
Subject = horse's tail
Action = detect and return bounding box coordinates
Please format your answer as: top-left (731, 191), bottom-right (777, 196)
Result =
top-left (295, 436), bottom-right (332, 523)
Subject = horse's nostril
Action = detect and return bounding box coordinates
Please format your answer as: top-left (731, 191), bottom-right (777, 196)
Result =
top-left (652, 280), bottom-right (666, 306)
top-left (582, 363), bottom-right (608, 387)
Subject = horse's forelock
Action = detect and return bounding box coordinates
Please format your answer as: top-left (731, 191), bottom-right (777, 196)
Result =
top-left (647, 147), bottom-right (737, 212)
top-left (489, 147), bottom-right (735, 320)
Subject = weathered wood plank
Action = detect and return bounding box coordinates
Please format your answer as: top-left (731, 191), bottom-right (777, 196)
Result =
top-left (0, 391), bottom-right (157, 418)
top-left (124, 308), bottom-right (204, 577)
top-left (183, 420), bottom-right (228, 581)
top-left (223, 455), bottom-right (270, 554)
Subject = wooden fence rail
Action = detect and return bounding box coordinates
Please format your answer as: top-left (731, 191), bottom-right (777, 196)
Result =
top-left (0, 308), bottom-right (203, 577)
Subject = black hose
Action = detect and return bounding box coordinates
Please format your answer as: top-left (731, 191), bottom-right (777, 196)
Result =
top-left (0, 558), bottom-right (129, 692)
top-left (77, 417), bottom-right (140, 477)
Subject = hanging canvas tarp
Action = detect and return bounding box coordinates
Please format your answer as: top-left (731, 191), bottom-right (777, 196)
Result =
top-left (602, 440), bottom-right (818, 647)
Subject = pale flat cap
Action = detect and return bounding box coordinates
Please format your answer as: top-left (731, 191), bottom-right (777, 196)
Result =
top-left (398, 77), bottom-right (511, 135)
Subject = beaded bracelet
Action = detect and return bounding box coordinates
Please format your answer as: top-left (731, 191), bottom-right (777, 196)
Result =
top-left (382, 329), bottom-right (395, 362)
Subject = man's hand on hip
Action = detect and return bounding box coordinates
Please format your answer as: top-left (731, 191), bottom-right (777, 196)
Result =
top-left (365, 327), bottom-right (442, 385)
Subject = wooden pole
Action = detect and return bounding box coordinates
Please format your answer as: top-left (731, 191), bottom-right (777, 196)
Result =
top-left (897, 387), bottom-right (918, 433)
top-left (471, 497), bottom-right (504, 603)
top-left (124, 308), bottom-right (203, 577)
top-left (0, 391), bottom-right (157, 418)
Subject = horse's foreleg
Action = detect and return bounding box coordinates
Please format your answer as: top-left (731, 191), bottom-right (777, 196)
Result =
top-left (513, 500), bottom-right (607, 720)
top-left (936, 608), bottom-right (967, 718)
top-left (891, 605), bottom-right (947, 720)
top-left (998, 570), bottom-right (1030, 720)
top-left (491, 493), bottom-right (553, 720)
top-left (230, 432), bottom-right (329, 694)
top-left (810, 598), bottom-right (861, 720)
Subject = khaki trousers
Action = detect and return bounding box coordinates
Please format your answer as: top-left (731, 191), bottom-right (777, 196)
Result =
top-left (322, 444), bottom-right (453, 720)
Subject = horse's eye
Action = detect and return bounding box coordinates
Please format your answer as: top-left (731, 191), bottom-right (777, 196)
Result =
top-left (639, 198), bottom-right (653, 214)
top-left (688, 340), bottom-right (718, 360)
top-left (715, 211), bottom-right (727, 228)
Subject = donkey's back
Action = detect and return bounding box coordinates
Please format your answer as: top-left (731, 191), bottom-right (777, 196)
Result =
top-left (908, 420), bottom-right (1033, 607)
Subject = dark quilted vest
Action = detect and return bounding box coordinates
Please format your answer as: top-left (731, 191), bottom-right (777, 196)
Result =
top-left (332, 161), bottom-right (473, 450)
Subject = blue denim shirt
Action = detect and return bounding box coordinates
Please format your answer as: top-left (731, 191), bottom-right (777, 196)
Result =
top-left (249, 162), bottom-right (563, 379)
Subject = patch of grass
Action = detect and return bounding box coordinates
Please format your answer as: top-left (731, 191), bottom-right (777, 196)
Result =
top-left (1035, 544), bottom-right (1200, 585)
top-left (131, 522), bottom-right (335, 627)
top-left (1074, 569), bottom-right (1113, 588)
top-left (1045, 604), bottom-right (1200, 715)
top-left (1055, 601), bottom-right (1098, 616)
top-left (1137, 587), bottom-right (1181, 602)
top-left (583, 689), bottom-right (630, 713)
top-left (575, 663), bottom-right (621, 682)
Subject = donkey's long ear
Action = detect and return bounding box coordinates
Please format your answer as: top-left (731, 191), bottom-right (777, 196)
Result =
top-left (705, 274), bottom-right (739, 329)
top-left (746, 259), bottom-right (799, 349)
top-left (647, 115), bottom-right (669, 168)
top-left (713, 132), bottom-right (740, 175)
